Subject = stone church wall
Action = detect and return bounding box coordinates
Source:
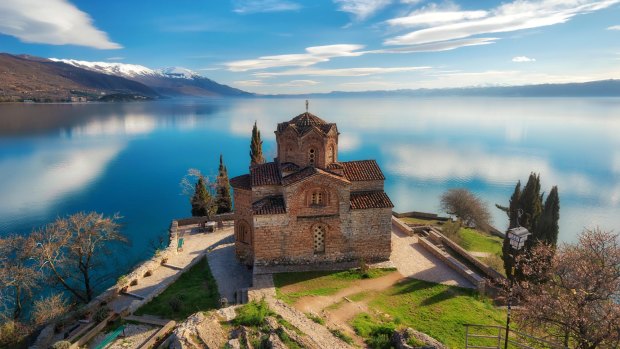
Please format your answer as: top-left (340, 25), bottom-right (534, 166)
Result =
top-left (233, 188), bottom-right (253, 262)
top-left (348, 207), bottom-right (392, 261)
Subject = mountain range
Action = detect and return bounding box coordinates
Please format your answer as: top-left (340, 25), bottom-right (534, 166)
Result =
top-left (1, 52), bottom-right (618, 102)
top-left (0, 53), bottom-right (250, 102)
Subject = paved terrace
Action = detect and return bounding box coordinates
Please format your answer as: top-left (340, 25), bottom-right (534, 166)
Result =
top-left (108, 222), bottom-right (252, 314)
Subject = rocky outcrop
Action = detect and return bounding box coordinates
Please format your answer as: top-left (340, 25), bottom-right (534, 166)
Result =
top-left (168, 312), bottom-right (228, 349)
top-left (392, 327), bottom-right (448, 349)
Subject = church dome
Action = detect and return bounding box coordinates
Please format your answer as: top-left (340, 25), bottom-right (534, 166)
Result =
top-left (289, 112), bottom-right (328, 128)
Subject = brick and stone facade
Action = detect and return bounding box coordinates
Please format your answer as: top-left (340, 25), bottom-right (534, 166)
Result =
top-left (230, 111), bottom-right (393, 266)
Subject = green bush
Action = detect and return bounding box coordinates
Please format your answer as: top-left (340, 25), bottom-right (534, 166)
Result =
top-left (306, 312), bottom-right (325, 325)
top-left (168, 296), bottom-right (183, 312)
top-left (93, 307), bottom-right (110, 323)
top-left (351, 313), bottom-right (396, 349)
top-left (330, 328), bottom-right (354, 344)
top-left (234, 299), bottom-right (273, 327)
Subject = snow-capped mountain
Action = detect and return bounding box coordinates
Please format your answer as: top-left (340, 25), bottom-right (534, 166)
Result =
top-left (49, 59), bottom-right (200, 79)
top-left (49, 58), bottom-right (250, 97)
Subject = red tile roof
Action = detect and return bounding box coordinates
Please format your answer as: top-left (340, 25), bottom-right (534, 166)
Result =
top-left (251, 162), bottom-right (281, 186)
top-left (282, 166), bottom-right (350, 186)
top-left (252, 195), bottom-right (286, 215)
top-left (341, 160), bottom-right (385, 181)
top-left (350, 191), bottom-right (394, 210)
top-left (230, 174), bottom-right (251, 190)
top-left (277, 112), bottom-right (337, 136)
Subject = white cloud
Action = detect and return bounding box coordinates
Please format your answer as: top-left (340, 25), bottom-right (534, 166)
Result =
top-left (233, 0), bottom-right (301, 14)
top-left (387, 6), bottom-right (488, 27)
top-left (333, 0), bottom-right (391, 20)
top-left (225, 44), bottom-right (365, 71)
top-left (374, 37), bottom-right (498, 53)
top-left (106, 56), bottom-right (124, 61)
top-left (254, 66), bottom-right (430, 77)
top-left (0, 0), bottom-right (121, 49)
top-left (233, 80), bottom-right (265, 87)
top-left (279, 80), bottom-right (320, 87)
top-left (385, 0), bottom-right (620, 46)
top-left (608, 25), bottom-right (620, 30)
top-left (512, 56), bottom-right (536, 62)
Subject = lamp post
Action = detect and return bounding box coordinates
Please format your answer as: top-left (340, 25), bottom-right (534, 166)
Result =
top-left (504, 226), bottom-right (531, 349)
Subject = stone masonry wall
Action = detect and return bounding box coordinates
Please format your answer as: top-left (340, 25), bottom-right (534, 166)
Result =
top-left (252, 174), bottom-right (393, 266)
top-left (234, 188), bottom-right (254, 262)
top-left (252, 185), bottom-right (282, 201)
top-left (349, 207), bottom-right (392, 262)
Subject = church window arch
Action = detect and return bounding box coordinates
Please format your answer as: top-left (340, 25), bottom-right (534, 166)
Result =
top-left (308, 148), bottom-right (316, 166)
top-left (313, 224), bottom-right (326, 253)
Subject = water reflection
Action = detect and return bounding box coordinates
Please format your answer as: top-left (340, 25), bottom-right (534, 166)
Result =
top-left (0, 97), bottom-right (618, 247)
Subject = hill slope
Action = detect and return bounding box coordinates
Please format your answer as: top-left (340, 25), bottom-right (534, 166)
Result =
top-left (0, 54), bottom-right (159, 102)
top-left (52, 59), bottom-right (252, 97)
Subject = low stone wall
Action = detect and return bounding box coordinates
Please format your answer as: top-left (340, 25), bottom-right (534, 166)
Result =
top-left (392, 210), bottom-right (451, 221)
top-left (391, 216), bottom-right (414, 236)
top-left (139, 320), bottom-right (176, 349)
top-left (418, 237), bottom-right (485, 291)
top-left (126, 254), bottom-right (208, 314)
top-left (428, 228), bottom-right (505, 281)
top-left (69, 313), bottom-right (116, 349)
top-left (116, 221), bottom-right (179, 294)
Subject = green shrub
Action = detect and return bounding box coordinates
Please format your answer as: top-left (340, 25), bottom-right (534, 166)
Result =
top-left (168, 296), bottom-right (183, 312)
top-left (351, 313), bottom-right (396, 349)
top-left (330, 328), bottom-right (354, 344)
top-left (51, 340), bottom-right (71, 349)
top-left (234, 299), bottom-right (273, 327)
top-left (93, 307), bottom-right (110, 323)
top-left (306, 312), bottom-right (325, 325)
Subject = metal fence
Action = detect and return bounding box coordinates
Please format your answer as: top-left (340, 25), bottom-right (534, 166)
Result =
top-left (464, 324), bottom-right (568, 349)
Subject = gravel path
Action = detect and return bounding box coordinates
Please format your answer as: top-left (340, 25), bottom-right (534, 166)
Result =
top-left (390, 223), bottom-right (474, 288)
top-left (207, 239), bottom-right (253, 303)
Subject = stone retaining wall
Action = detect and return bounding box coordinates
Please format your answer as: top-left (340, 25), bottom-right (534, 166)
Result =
top-left (428, 228), bottom-right (505, 281)
top-left (418, 236), bottom-right (485, 291)
top-left (391, 216), bottom-right (414, 236)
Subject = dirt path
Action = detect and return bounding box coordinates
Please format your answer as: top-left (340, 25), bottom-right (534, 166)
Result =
top-left (293, 271), bottom-right (404, 347)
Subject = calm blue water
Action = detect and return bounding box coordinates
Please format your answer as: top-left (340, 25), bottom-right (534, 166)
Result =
top-left (1, 98), bottom-right (619, 275)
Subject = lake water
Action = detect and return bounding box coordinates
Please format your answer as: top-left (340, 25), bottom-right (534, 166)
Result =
top-left (1, 97), bottom-right (619, 274)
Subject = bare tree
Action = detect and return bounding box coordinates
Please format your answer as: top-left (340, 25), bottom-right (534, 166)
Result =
top-left (31, 294), bottom-right (68, 327)
top-left (440, 188), bottom-right (491, 231)
top-left (0, 235), bottom-right (40, 319)
top-left (33, 212), bottom-right (128, 303)
top-left (514, 228), bottom-right (620, 348)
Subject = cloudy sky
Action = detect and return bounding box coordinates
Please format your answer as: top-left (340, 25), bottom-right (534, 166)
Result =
top-left (0, 0), bottom-right (619, 93)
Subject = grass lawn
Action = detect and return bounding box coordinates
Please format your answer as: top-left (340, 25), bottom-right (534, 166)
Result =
top-left (273, 268), bottom-right (395, 305)
top-left (275, 270), bottom-right (506, 348)
top-left (400, 217), bottom-right (443, 226)
top-left (352, 278), bottom-right (506, 348)
top-left (134, 256), bottom-right (219, 320)
top-left (458, 228), bottom-right (503, 257)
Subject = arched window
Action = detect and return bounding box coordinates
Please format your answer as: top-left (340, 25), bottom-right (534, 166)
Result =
top-left (310, 190), bottom-right (325, 206)
top-left (313, 225), bottom-right (326, 253)
top-left (308, 148), bottom-right (315, 166)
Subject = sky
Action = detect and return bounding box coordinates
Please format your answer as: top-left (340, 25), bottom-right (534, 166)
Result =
top-left (0, 0), bottom-right (619, 94)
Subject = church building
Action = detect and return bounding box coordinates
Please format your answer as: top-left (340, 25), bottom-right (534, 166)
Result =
top-left (230, 108), bottom-right (393, 266)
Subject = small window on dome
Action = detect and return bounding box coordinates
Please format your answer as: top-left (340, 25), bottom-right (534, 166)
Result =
top-left (308, 148), bottom-right (316, 165)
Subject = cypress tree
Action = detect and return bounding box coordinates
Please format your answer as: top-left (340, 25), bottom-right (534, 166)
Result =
top-left (519, 172), bottom-right (542, 233)
top-left (191, 176), bottom-right (211, 217)
top-left (250, 121), bottom-right (265, 166)
top-left (499, 181), bottom-right (522, 278)
top-left (537, 186), bottom-right (560, 246)
top-left (215, 154), bottom-right (233, 214)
